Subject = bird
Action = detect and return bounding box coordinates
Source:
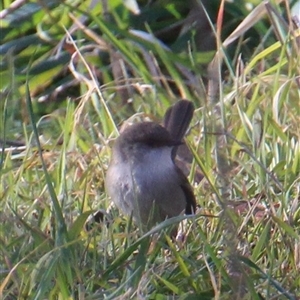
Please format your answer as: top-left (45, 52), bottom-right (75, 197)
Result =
top-left (105, 100), bottom-right (196, 231)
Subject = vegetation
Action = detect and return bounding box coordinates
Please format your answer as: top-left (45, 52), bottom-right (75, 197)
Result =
top-left (0, 0), bottom-right (299, 299)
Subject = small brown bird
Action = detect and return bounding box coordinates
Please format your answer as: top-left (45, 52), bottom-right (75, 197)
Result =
top-left (105, 100), bottom-right (196, 230)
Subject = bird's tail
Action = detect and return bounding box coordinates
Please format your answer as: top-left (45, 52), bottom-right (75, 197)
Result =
top-left (163, 99), bottom-right (194, 143)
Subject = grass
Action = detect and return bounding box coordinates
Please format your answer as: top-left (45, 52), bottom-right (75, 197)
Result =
top-left (1, 0), bottom-right (300, 299)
